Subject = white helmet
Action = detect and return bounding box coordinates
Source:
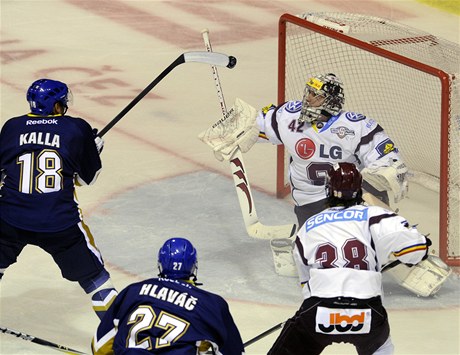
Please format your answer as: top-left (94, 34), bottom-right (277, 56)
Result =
top-left (299, 73), bottom-right (345, 123)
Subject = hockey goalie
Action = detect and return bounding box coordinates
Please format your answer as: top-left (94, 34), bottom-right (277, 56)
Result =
top-left (199, 93), bottom-right (451, 297)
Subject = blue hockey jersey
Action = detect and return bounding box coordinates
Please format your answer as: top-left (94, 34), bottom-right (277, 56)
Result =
top-left (92, 277), bottom-right (245, 355)
top-left (0, 113), bottom-right (101, 232)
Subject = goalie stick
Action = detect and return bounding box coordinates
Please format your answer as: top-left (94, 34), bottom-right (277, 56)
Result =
top-left (98, 51), bottom-right (237, 137)
top-left (0, 326), bottom-right (87, 355)
top-left (201, 28), bottom-right (297, 241)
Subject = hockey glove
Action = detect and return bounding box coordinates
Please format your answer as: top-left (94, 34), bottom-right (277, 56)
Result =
top-left (211, 124), bottom-right (260, 161)
top-left (422, 235), bottom-right (432, 261)
top-left (361, 159), bottom-right (408, 203)
top-left (93, 128), bottom-right (104, 154)
top-left (198, 98), bottom-right (259, 161)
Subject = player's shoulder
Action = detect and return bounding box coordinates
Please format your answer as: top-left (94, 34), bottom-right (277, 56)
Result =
top-left (64, 115), bottom-right (91, 127)
top-left (338, 111), bottom-right (369, 123)
top-left (1, 114), bottom-right (28, 129)
top-left (281, 100), bottom-right (302, 114)
top-left (61, 115), bottom-right (94, 135)
top-left (186, 282), bottom-right (230, 308)
top-left (365, 204), bottom-right (397, 217)
top-left (260, 100), bottom-right (302, 114)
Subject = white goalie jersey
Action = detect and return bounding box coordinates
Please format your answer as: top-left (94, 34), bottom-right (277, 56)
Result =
top-left (293, 204), bottom-right (429, 300)
top-left (256, 101), bottom-right (403, 206)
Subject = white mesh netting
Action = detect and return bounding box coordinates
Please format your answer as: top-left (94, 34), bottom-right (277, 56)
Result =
top-left (279, 12), bottom-right (459, 263)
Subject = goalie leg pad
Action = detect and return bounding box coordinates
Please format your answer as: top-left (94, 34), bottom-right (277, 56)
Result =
top-left (270, 238), bottom-right (297, 277)
top-left (386, 255), bottom-right (451, 297)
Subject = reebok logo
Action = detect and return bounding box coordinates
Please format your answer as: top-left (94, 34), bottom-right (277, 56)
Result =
top-left (26, 119), bottom-right (58, 125)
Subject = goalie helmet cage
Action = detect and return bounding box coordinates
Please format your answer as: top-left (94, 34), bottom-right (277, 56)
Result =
top-left (277, 12), bottom-right (460, 266)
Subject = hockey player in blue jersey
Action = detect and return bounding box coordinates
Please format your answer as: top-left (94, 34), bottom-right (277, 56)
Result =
top-left (92, 237), bottom-right (245, 355)
top-left (0, 79), bottom-right (117, 319)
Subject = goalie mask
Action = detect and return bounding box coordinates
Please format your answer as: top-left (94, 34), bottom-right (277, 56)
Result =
top-left (299, 73), bottom-right (345, 123)
top-left (326, 162), bottom-right (362, 201)
top-left (158, 237), bottom-right (198, 280)
top-left (27, 79), bottom-right (72, 116)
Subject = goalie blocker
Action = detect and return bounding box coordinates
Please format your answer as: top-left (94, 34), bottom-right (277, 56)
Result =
top-left (361, 158), bottom-right (409, 203)
top-left (386, 255), bottom-right (452, 297)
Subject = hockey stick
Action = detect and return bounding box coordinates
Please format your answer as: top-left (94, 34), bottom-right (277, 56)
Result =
top-left (201, 28), bottom-right (297, 240)
top-left (243, 321), bottom-right (286, 348)
top-left (0, 326), bottom-right (87, 354)
top-left (98, 51), bottom-right (237, 137)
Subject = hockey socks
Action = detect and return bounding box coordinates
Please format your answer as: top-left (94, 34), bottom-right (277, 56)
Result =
top-left (80, 270), bottom-right (118, 320)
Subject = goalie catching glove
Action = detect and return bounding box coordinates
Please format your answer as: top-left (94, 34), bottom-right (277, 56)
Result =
top-left (198, 98), bottom-right (260, 161)
top-left (361, 158), bottom-right (409, 203)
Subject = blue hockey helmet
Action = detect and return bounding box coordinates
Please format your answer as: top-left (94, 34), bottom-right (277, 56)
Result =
top-left (26, 79), bottom-right (71, 115)
top-left (158, 238), bottom-right (198, 280)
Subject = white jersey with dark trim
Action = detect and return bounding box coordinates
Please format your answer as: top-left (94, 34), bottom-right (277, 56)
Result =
top-left (293, 204), bottom-right (428, 299)
top-left (256, 101), bottom-right (402, 206)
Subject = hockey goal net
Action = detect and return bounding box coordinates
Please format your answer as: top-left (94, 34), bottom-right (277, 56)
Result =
top-left (277, 12), bottom-right (459, 266)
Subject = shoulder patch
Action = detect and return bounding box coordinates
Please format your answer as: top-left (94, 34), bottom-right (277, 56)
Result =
top-left (345, 112), bottom-right (366, 122)
top-left (285, 101), bottom-right (302, 113)
top-left (261, 103), bottom-right (276, 115)
top-left (376, 138), bottom-right (398, 156)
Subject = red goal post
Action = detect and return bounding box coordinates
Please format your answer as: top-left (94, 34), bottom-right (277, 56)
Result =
top-left (277, 12), bottom-right (459, 266)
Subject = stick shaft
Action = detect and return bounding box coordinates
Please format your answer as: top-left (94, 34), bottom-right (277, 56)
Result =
top-left (98, 55), bottom-right (184, 137)
top-left (382, 259), bottom-right (401, 271)
top-left (201, 29), bottom-right (261, 226)
top-left (1, 326), bottom-right (87, 355)
top-left (201, 29), bottom-right (296, 240)
top-left (243, 322), bottom-right (285, 347)
top-left (201, 30), bottom-right (228, 116)
top-left (98, 51), bottom-right (235, 137)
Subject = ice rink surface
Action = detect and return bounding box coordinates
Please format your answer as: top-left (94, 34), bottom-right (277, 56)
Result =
top-left (1, 1), bottom-right (459, 354)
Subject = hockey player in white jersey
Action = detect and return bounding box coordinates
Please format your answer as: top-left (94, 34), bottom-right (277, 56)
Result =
top-left (256, 73), bottom-right (408, 228)
top-left (205, 74), bottom-right (407, 228)
top-left (200, 72), bottom-right (449, 291)
top-left (268, 162), bottom-right (431, 355)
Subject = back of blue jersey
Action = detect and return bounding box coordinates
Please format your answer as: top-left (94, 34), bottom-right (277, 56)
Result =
top-left (0, 114), bottom-right (101, 232)
top-left (93, 278), bottom-right (244, 355)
